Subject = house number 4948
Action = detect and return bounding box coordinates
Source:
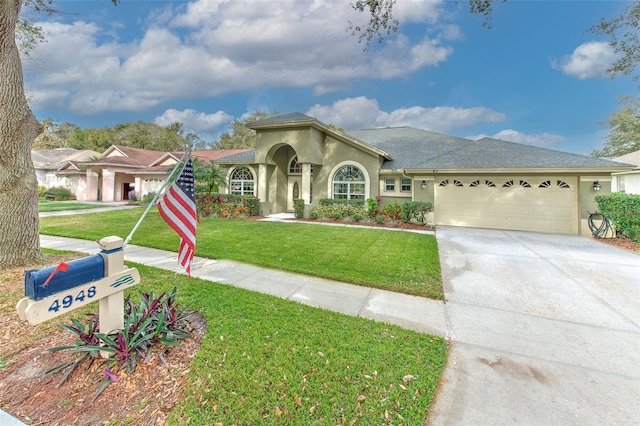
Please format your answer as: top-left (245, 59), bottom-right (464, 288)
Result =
top-left (48, 286), bottom-right (97, 312)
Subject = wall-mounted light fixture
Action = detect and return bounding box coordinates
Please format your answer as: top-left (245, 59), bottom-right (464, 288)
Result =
top-left (593, 181), bottom-right (601, 191)
top-left (421, 180), bottom-right (427, 189)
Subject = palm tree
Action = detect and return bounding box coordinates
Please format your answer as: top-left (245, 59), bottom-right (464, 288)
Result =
top-left (193, 159), bottom-right (227, 195)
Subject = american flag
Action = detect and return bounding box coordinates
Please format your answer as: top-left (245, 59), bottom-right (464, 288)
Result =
top-left (157, 157), bottom-right (197, 275)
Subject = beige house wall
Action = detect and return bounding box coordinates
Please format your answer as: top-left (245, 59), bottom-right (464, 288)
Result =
top-left (253, 128), bottom-right (380, 214)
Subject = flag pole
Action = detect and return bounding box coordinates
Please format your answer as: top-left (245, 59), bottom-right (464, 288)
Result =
top-left (123, 147), bottom-right (192, 247)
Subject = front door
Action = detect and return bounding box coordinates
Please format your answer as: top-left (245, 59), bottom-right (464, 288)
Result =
top-left (287, 179), bottom-right (299, 211)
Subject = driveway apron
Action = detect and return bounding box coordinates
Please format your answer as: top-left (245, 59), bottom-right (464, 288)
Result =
top-left (429, 226), bottom-right (640, 425)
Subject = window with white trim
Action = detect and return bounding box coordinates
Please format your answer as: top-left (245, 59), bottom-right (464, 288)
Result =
top-left (618, 176), bottom-right (626, 193)
top-left (333, 165), bottom-right (365, 200)
top-left (229, 167), bottom-right (255, 195)
top-left (400, 178), bottom-right (412, 192)
top-left (384, 178), bottom-right (395, 192)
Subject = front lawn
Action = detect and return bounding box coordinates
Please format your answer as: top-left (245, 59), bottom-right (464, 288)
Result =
top-left (0, 254), bottom-right (448, 424)
top-left (38, 201), bottom-right (104, 213)
top-left (40, 210), bottom-right (443, 299)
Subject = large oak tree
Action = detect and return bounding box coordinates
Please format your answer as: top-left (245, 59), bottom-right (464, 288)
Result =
top-left (0, 0), bottom-right (45, 267)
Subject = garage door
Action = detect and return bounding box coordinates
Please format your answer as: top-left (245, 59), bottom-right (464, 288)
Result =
top-left (435, 176), bottom-right (578, 233)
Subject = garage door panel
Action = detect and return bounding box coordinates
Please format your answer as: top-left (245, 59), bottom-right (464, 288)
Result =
top-left (435, 176), bottom-right (577, 234)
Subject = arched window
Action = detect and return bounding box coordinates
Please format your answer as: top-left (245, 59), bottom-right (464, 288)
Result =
top-left (289, 156), bottom-right (313, 175)
top-left (332, 165), bottom-right (365, 200)
top-left (289, 157), bottom-right (302, 174)
top-left (229, 167), bottom-right (255, 195)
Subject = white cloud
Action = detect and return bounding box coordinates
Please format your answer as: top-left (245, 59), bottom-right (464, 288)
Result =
top-left (24, 0), bottom-right (456, 114)
top-left (552, 41), bottom-right (617, 79)
top-left (154, 108), bottom-right (232, 134)
top-left (468, 129), bottom-right (565, 148)
top-left (307, 96), bottom-right (506, 132)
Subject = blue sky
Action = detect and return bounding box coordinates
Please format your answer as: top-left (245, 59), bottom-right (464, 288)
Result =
top-left (22, 0), bottom-right (634, 154)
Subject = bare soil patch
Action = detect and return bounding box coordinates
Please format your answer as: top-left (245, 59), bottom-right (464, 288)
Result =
top-left (0, 255), bottom-right (205, 426)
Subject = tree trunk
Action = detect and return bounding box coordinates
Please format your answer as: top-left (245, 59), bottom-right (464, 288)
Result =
top-left (0, 0), bottom-right (45, 268)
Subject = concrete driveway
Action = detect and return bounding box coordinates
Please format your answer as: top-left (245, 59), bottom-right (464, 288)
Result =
top-left (429, 226), bottom-right (640, 425)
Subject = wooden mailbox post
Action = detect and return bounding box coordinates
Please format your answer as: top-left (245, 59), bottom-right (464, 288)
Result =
top-left (16, 236), bottom-right (140, 336)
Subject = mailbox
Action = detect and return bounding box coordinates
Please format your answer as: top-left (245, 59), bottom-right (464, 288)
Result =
top-left (24, 254), bottom-right (105, 300)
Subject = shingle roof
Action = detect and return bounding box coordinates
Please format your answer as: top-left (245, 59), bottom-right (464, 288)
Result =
top-left (248, 112), bottom-right (316, 127)
top-left (32, 148), bottom-right (99, 169)
top-left (216, 149), bottom-right (256, 164)
top-left (350, 127), bottom-right (631, 170)
top-left (613, 150), bottom-right (640, 169)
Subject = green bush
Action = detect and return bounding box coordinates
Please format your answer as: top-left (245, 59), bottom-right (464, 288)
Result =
top-left (196, 193), bottom-right (260, 218)
top-left (38, 186), bottom-right (48, 198)
top-left (293, 198), bottom-right (304, 218)
top-left (596, 193), bottom-right (640, 242)
top-left (142, 191), bottom-right (157, 204)
top-left (402, 201), bottom-right (433, 224)
top-left (383, 202), bottom-right (403, 220)
top-left (43, 187), bottom-right (75, 201)
top-left (319, 198), bottom-right (365, 208)
top-left (311, 203), bottom-right (368, 220)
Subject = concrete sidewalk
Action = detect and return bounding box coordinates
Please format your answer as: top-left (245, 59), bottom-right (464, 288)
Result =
top-left (38, 235), bottom-right (447, 337)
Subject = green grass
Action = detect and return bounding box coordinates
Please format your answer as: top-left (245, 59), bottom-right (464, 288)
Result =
top-left (38, 201), bottom-right (104, 213)
top-left (40, 210), bottom-right (443, 299)
top-left (131, 265), bottom-right (448, 425)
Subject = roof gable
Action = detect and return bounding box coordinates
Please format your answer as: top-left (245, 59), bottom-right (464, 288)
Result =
top-left (613, 150), bottom-right (640, 168)
top-left (31, 148), bottom-right (99, 169)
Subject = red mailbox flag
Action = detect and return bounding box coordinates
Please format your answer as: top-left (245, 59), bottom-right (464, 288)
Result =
top-left (157, 157), bottom-right (197, 276)
top-left (42, 262), bottom-right (69, 286)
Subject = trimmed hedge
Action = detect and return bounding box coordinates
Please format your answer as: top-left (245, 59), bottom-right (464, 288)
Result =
top-left (43, 187), bottom-right (76, 201)
top-left (596, 193), bottom-right (640, 242)
top-left (319, 198), bottom-right (365, 207)
top-left (312, 203), bottom-right (368, 220)
top-left (197, 193), bottom-right (260, 218)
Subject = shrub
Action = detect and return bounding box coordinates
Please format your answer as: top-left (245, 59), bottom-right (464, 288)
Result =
top-left (375, 214), bottom-right (386, 223)
top-left (293, 198), bottom-right (304, 218)
top-left (46, 288), bottom-right (191, 401)
top-left (319, 198), bottom-right (365, 208)
top-left (383, 202), bottom-right (403, 220)
top-left (142, 192), bottom-right (157, 204)
top-left (43, 187), bottom-right (75, 201)
top-left (311, 204), bottom-right (368, 221)
top-left (402, 201), bottom-right (433, 224)
top-left (38, 186), bottom-right (47, 198)
top-left (596, 193), bottom-right (640, 242)
top-left (196, 193), bottom-right (260, 218)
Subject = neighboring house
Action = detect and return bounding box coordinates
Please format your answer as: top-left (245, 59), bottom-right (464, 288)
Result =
top-left (611, 150), bottom-right (640, 194)
top-left (215, 112), bottom-right (634, 236)
top-left (32, 148), bottom-right (100, 200)
top-left (60, 145), bottom-right (252, 202)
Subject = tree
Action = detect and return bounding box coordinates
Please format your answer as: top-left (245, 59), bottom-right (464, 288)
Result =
top-left (0, 0), bottom-right (46, 268)
top-left (590, 0), bottom-right (640, 83)
top-left (33, 118), bottom-right (80, 149)
top-left (591, 96), bottom-right (640, 158)
top-left (193, 159), bottom-right (227, 195)
top-left (214, 110), bottom-right (278, 149)
top-left (350, 0), bottom-right (503, 46)
top-left (0, 0), bottom-right (119, 268)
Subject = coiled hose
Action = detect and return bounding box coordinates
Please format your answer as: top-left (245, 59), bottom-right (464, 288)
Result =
top-left (588, 211), bottom-right (614, 238)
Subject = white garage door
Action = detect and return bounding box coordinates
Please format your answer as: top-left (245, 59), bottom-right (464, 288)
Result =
top-left (435, 176), bottom-right (578, 234)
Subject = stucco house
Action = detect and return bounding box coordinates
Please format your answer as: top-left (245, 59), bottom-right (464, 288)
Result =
top-left (32, 148), bottom-right (100, 200)
top-left (611, 149), bottom-right (640, 194)
top-left (215, 112), bottom-right (633, 236)
top-left (55, 145), bottom-right (252, 202)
